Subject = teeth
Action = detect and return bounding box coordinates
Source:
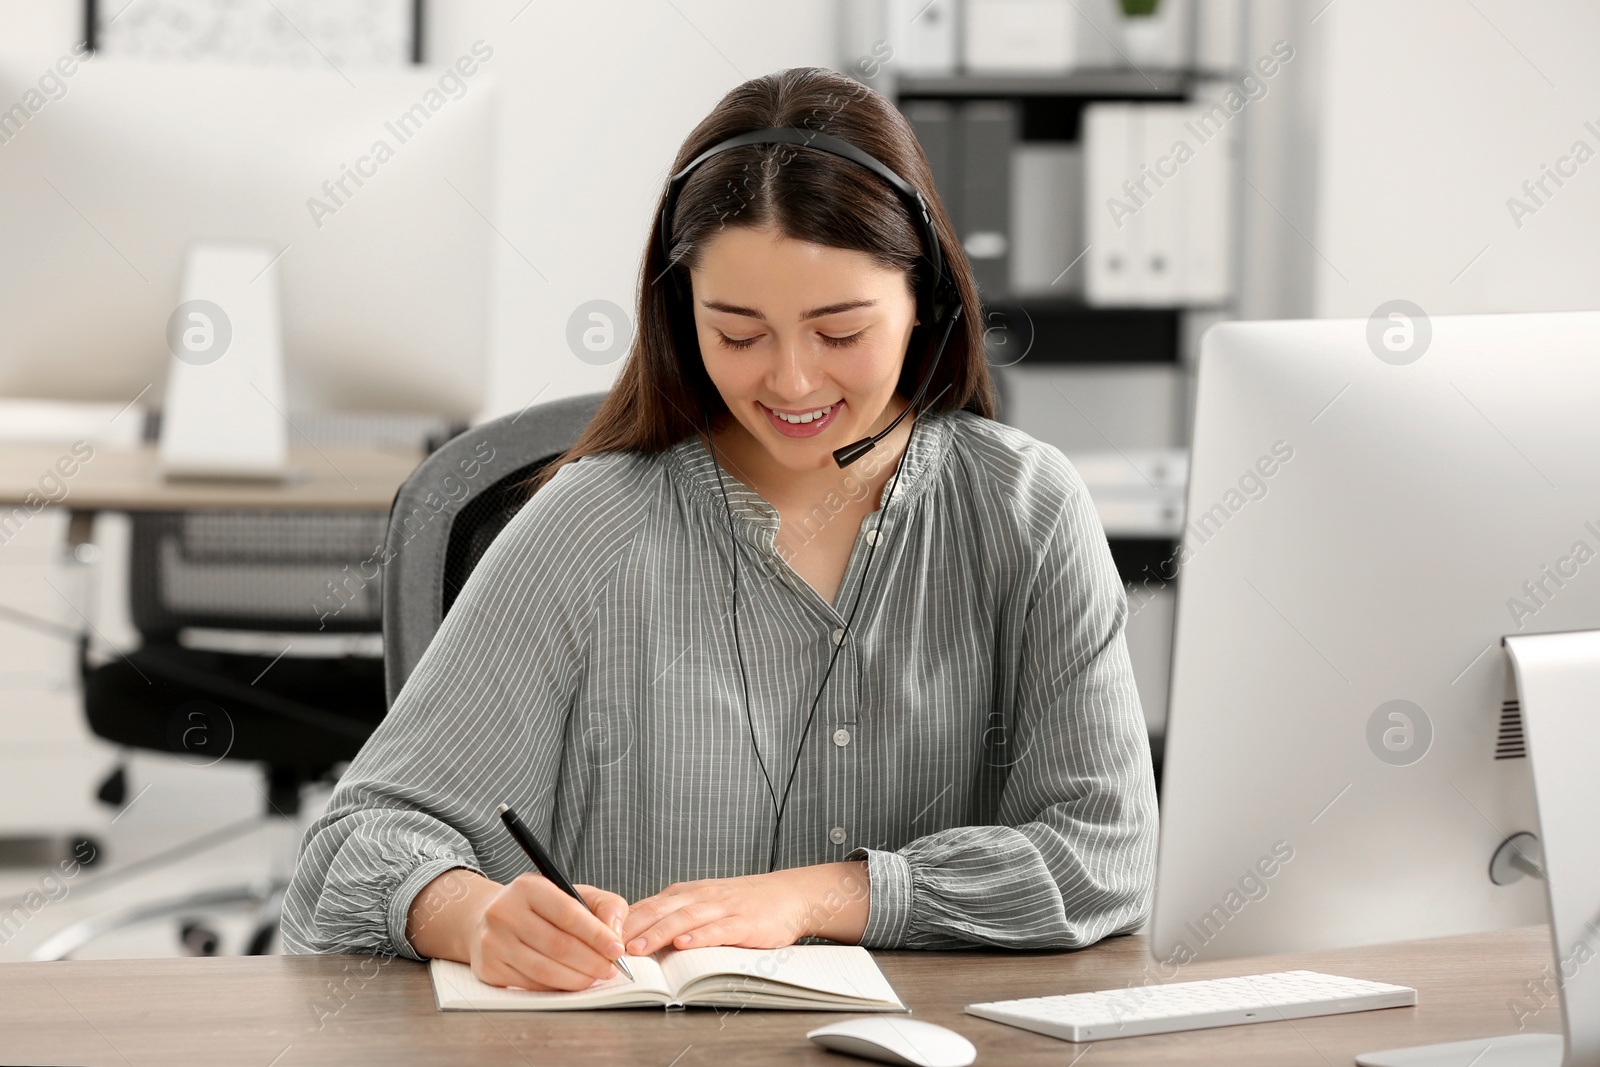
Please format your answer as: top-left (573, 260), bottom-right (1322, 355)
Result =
top-left (774, 404), bottom-right (833, 425)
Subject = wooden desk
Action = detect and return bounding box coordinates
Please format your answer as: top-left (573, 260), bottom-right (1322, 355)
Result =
top-left (0, 442), bottom-right (418, 514)
top-left (0, 927), bottom-right (1559, 1066)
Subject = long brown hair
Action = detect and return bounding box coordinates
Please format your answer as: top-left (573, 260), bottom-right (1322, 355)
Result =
top-left (524, 66), bottom-right (997, 495)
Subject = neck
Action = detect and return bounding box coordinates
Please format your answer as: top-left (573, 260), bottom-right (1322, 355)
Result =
top-left (707, 393), bottom-right (917, 512)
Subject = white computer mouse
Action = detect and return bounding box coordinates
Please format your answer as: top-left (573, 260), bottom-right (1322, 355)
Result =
top-left (806, 1016), bottom-right (977, 1067)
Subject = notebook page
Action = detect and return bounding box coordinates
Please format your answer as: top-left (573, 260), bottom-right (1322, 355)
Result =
top-left (658, 945), bottom-right (903, 1007)
top-left (430, 956), bottom-right (671, 1010)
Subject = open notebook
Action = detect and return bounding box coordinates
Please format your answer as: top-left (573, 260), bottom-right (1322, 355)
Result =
top-left (429, 944), bottom-right (906, 1012)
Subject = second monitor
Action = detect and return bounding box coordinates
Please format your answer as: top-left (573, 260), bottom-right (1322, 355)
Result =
top-left (0, 55), bottom-right (496, 421)
top-left (1154, 309), bottom-right (1600, 969)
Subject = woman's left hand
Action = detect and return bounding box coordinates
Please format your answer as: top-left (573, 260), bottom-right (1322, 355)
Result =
top-left (620, 861), bottom-right (869, 956)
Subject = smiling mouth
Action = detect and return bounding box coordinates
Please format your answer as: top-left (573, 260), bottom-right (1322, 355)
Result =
top-left (760, 400), bottom-right (845, 438)
top-left (766, 402), bottom-right (838, 425)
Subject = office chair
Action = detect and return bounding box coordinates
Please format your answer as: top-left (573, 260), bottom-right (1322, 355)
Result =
top-left (30, 414), bottom-right (457, 961)
top-left (383, 393), bottom-right (605, 702)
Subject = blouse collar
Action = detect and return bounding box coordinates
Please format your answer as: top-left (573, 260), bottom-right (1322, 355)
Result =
top-left (663, 405), bottom-right (956, 541)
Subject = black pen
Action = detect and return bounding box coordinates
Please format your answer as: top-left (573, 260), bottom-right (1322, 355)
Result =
top-left (496, 803), bottom-right (634, 982)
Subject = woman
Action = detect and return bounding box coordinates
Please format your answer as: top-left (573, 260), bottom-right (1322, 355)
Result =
top-left (281, 66), bottom-right (1156, 992)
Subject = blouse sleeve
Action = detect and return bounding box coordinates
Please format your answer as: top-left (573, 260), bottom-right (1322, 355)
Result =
top-left (847, 465), bottom-right (1159, 950)
top-left (279, 458), bottom-right (631, 961)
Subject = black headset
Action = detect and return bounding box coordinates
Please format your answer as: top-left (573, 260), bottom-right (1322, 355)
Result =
top-left (659, 126), bottom-right (963, 873)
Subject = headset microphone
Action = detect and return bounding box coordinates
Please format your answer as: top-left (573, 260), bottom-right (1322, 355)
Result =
top-left (830, 302), bottom-right (961, 468)
top-left (665, 126), bottom-right (961, 872)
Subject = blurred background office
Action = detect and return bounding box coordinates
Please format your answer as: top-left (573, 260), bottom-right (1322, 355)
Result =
top-left (0, 0), bottom-right (1595, 961)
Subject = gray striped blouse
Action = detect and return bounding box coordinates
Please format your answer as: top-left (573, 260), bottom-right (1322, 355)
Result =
top-left (280, 406), bottom-right (1158, 960)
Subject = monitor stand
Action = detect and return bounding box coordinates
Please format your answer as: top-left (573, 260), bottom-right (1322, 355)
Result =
top-left (158, 241), bottom-right (290, 481)
top-left (1357, 629), bottom-right (1600, 1067)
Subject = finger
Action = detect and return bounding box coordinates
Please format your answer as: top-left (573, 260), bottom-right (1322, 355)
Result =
top-left (620, 886), bottom-right (698, 943)
top-left (620, 898), bottom-right (667, 943)
top-left (515, 906), bottom-right (625, 981)
top-left (576, 884), bottom-right (630, 940)
top-left (492, 908), bottom-right (618, 985)
top-left (474, 910), bottom-right (611, 992)
top-left (480, 936), bottom-right (614, 991)
top-left (628, 900), bottom-right (726, 956)
top-left (492, 880), bottom-right (622, 981)
top-left (517, 876), bottom-right (627, 961)
top-left (667, 916), bottom-right (745, 949)
top-left (479, 940), bottom-right (599, 991)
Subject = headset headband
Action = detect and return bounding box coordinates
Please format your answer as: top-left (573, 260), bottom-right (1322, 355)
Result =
top-left (659, 126), bottom-right (952, 319)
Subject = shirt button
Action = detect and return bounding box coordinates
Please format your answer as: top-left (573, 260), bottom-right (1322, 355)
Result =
top-left (829, 826), bottom-right (848, 845)
top-left (832, 727), bottom-right (851, 747)
top-left (831, 627), bottom-right (847, 646)
top-left (865, 528), bottom-right (882, 546)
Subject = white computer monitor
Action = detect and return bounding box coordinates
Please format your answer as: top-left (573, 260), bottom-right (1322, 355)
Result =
top-left (0, 56), bottom-right (495, 422)
top-left (1153, 310), bottom-right (1600, 1065)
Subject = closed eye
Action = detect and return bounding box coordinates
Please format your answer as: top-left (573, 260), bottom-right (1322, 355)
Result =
top-left (716, 329), bottom-right (867, 350)
top-left (716, 331), bottom-right (760, 350)
top-left (821, 330), bottom-right (866, 348)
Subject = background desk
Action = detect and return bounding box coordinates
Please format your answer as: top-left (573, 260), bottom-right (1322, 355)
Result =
top-left (0, 927), bottom-right (1558, 1066)
top-left (0, 442), bottom-right (418, 514)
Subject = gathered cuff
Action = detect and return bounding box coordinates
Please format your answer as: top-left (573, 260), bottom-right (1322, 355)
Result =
top-left (387, 858), bottom-right (484, 961)
top-left (846, 846), bottom-right (914, 949)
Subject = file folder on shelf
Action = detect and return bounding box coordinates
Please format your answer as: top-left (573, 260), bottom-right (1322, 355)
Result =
top-left (903, 100), bottom-right (959, 229)
top-left (1070, 447), bottom-right (1188, 539)
top-left (964, 0), bottom-right (1078, 74)
top-left (958, 101), bottom-right (1018, 300)
top-left (839, 0), bottom-right (958, 79)
top-left (1011, 142), bottom-right (1085, 297)
top-left (888, 0), bottom-right (959, 76)
top-left (1083, 102), bottom-right (1234, 306)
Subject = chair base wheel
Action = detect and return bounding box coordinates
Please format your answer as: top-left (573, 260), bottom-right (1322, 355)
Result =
top-left (180, 919), bottom-right (222, 956)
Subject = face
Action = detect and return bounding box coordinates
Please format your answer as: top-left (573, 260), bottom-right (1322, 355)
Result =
top-left (689, 224), bottom-right (918, 474)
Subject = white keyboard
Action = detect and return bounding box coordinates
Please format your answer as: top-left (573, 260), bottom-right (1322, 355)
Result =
top-left (965, 970), bottom-right (1417, 1043)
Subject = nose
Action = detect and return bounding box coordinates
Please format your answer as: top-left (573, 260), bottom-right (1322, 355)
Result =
top-left (768, 330), bottom-right (825, 403)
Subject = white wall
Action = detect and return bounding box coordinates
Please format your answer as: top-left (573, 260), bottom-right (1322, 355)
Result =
top-left (1232, 0), bottom-right (1328, 321)
top-left (1311, 0), bottom-right (1600, 318)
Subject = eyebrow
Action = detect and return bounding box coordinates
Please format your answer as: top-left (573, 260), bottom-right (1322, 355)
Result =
top-left (700, 299), bottom-right (878, 322)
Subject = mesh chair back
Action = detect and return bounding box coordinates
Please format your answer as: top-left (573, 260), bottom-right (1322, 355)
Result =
top-left (382, 393), bottom-right (605, 705)
top-left (129, 413), bottom-right (457, 638)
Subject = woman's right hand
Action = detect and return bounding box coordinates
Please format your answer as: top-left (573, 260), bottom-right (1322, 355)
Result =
top-left (468, 874), bottom-right (631, 991)
top-left (407, 868), bottom-right (630, 991)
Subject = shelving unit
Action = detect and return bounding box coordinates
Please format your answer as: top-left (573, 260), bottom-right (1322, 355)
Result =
top-left (896, 69), bottom-right (1190, 97)
top-left (861, 20), bottom-right (1252, 772)
top-left (975, 297), bottom-right (1182, 363)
